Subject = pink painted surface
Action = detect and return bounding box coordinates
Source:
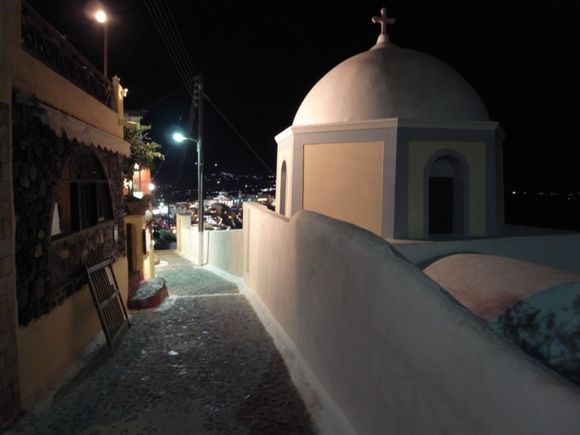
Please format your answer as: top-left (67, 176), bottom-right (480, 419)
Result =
top-left (423, 253), bottom-right (580, 319)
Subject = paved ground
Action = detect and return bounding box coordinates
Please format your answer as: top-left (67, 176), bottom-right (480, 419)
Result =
top-left (7, 251), bottom-right (315, 435)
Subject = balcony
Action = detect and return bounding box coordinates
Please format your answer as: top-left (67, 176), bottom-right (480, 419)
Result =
top-left (20, 1), bottom-right (113, 109)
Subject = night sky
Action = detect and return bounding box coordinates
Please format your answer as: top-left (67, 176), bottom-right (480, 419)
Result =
top-left (25, 0), bottom-right (580, 193)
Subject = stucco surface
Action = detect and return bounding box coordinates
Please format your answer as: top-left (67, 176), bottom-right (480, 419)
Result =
top-left (242, 203), bottom-right (580, 435)
top-left (303, 141), bottom-right (383, 235)
top-left (407, 140), bottom-right (487, 238)
top-left (423, 253), bottom-right (580, 319)
top-left (17, 257), bottom-right (128, 408)
top-left (395, 231), bottom-right (580, 275)
top-left (176, 214), bottom-right (243, 276)
top-left (294, 43), bottom-right (488, 126)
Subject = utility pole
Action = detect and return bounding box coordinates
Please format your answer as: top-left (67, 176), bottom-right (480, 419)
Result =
top-left (174, 75), bottom-right (204, 266)
top-left (194, 75), bottom-right (204, 266)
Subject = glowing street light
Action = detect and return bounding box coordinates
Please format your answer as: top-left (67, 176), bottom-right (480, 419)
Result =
top-left (172, 132), bottom-right (190, 143)
top-left (94, 8), bottom-right (108, 77)
top-left (172, 131), bottom-right (204, 266)
top-left (95, 9), bottom-right (107, 23)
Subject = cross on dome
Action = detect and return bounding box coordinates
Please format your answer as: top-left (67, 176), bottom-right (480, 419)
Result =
top-left (372, 7), bottom-right (396, 47)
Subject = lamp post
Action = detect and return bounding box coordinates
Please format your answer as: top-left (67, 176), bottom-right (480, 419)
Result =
top-left (172, 132), bottom-right (204, 266)
top-left (94, 8), bottom-right (108, 77)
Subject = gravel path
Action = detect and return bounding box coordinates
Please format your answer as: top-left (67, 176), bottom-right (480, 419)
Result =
top-left (7, 251), bottom-right (315, 435)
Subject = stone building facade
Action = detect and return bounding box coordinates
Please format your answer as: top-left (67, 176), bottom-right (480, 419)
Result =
top-left (0, 100), bottom-right (19, 428)
top-left (0, 0), bottom-right (130, 427)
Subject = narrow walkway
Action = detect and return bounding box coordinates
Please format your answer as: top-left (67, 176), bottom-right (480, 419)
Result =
top-left (7, 251), bottom-right (315, 435)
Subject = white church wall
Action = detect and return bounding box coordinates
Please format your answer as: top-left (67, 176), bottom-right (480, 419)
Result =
top-left (175, 214), bottom-right (243, 276)
top-left (275, 130), bottom-right (294, 216)
top-left (395, 232), bottom-right (580, 275)
top-left (242, 202), bottom-right (580, 435)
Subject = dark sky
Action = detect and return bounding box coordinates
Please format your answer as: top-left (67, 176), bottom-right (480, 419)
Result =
top-left (26, 0), bottom-right (580, 192)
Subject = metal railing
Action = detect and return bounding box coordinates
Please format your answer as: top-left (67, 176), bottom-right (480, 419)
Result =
top-left (21, 1), bottom-right (114, 109)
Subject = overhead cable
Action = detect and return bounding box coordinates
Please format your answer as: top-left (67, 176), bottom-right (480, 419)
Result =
top-left (204, 93), bottom-right (274, 174)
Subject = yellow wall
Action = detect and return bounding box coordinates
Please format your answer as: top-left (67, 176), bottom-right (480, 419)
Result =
top-left (17, 256), bottom-right (128, 408)
top-left (1, 0), bottom-right (123, 138)
top-left (303, 141), bottom-right (383, 235)
top-left (407, 141), bottom-right (486, 239)
top-left (125, 215), bottom-right (155, 279)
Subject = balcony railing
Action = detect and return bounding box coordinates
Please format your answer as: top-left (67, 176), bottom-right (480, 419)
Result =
top-left (21, 1), bottom-right (114, 109)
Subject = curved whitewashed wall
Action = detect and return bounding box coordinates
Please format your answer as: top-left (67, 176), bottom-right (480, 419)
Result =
top-left (243, 203), bottom-right (580, 435)
top-left (176, 214), bottom-right (243, 276)
top-left (396, 233), bottom-right (580, 274)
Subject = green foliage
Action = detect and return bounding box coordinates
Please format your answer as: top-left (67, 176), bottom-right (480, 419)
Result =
top-left (123, 122), bottom-right (164, 186)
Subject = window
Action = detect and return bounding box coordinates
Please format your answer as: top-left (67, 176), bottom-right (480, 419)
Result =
top-left (51, 150), bottom-right (113, 237)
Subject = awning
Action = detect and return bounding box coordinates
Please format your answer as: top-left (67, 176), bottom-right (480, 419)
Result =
top-left (39, 103), bottom-right (130, 156)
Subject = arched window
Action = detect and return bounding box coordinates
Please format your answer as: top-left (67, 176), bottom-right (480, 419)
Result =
top-left (51, 149), bottom-right (113, 237)
top-left (279, 160), bottom-right (287, 215)
top-left (426, 153), bottom-right (467, 235)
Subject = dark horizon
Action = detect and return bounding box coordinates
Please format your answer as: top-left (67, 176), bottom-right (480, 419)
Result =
top-left (25, 0), bottom-right (580, 195)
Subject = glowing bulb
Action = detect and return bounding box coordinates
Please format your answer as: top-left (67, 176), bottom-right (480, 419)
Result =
top-left (172, 132), bottom-right (186, 143)
top-left (95, 10), bottom-right (107, 23)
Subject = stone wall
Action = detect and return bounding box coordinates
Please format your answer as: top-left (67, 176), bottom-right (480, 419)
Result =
top-left (12, 92), bottom-right (125, 326)
top-left (0, 102), bottom-right (20, 428)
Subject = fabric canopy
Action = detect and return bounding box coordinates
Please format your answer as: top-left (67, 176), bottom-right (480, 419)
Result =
top-left (39, 103), bottom-right (130, 156)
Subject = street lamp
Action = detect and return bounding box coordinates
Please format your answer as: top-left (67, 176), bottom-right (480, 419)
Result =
top-left (94, 8), bottom-right (108, 77)
top-left (172, 132), bottom-right (204, 266)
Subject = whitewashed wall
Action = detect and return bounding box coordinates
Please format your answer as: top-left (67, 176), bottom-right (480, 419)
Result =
top-left (396, 232), bottom-right (580, 274)
top-left (175, 214), bottom-right (243, 276)
top-left (242, 203), bottom-right (580, 435)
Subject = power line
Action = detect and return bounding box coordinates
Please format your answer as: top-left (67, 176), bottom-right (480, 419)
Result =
top-left (144, 0), bottom-right (196, 95)
top-left (142, 83), bottom-right (185, 110)
top-left (147, 0), bottom-right (196, 87)
top-left (204, 93), bottom-right (273, 174)
top-left (143, 0), bottom-right (273, 175)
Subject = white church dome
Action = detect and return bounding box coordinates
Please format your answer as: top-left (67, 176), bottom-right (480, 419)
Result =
top-left (293, 10), bottom-right (489, 126)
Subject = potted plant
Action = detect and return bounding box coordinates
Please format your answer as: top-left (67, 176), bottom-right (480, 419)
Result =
top-left (123, 121), bottom-right (164, 214)
top-left (125, 193), bottom-right (153, 215)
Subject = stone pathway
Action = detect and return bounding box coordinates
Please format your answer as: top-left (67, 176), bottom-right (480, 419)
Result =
top-left (7, 251), bottom-right (315, 435)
